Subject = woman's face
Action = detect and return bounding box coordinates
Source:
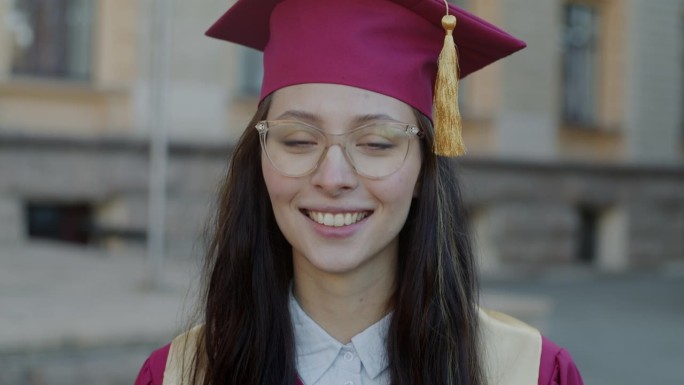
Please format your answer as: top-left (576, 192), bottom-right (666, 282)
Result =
top-left (262, 83), bottom-right (422, 280)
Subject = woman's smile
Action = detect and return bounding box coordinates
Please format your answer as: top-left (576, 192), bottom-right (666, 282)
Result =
top-left (302, 209), bottom-right (372, 227)
top-left (298, 207), bottom-right (374, 240)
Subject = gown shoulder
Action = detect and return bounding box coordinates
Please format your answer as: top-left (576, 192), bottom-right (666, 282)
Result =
top-left (134, 344), bottom-right (171, 385)
top-left (538, 335), bottom-right (584, 385)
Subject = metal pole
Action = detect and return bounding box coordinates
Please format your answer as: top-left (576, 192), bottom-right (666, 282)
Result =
top-left (145, 0), bottom-right (174, 289)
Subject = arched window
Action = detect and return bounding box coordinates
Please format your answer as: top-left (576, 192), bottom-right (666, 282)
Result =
top-left (562, 3), bottom-right (599, 126)
top-left (9, 0), bottom-right (93, 80)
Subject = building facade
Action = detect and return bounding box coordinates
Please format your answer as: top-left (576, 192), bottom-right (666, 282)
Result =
top-left (0, 0), bottom-right (682, 272)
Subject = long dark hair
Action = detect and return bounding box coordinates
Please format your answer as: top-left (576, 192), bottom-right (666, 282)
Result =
top-left (190, 96), bottom-right (484, 385)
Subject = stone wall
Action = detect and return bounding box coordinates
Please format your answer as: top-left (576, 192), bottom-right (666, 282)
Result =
top-left (460, 158), bottom-right (684, 272)
top-left (0, 135), bottom-right (229, 257)
top-left (1, 135), bottom-right (683, 269)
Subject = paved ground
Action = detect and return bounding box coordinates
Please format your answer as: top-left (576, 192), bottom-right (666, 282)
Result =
top-left (0, 241), bottom-right (200, 385)
top-left (484, 266), bottom-right (684, 385)
top-left (1, 241), bottom-right (682, 384)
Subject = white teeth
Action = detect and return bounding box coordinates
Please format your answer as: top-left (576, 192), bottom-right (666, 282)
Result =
top-left (307, 211), bottom-right (369, 227)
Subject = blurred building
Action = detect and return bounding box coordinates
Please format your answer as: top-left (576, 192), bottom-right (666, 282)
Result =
top-left (0, 0), bottom-right (682, 271)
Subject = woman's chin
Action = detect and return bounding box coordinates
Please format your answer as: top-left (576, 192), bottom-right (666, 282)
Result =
top-left (299, 254), bottom-right (364, 277)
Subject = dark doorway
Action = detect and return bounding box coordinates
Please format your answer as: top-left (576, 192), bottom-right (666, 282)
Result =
top-left (25, 202), bottom-right (93, 244)
top-left (577, 206), bottom-right (598, 263)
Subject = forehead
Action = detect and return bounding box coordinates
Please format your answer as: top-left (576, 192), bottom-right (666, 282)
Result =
top-left (267, 83), bottom-right (417, 125)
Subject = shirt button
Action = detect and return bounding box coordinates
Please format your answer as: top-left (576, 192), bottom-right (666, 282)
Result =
top-left (344, 381), bottom-right (354, 385)
top-left (344, 351), bottom-right (354, 361)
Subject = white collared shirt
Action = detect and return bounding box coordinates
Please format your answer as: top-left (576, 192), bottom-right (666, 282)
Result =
top-left (289, 294), bottom-right (391, 385)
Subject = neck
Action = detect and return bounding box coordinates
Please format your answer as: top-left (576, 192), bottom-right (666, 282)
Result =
top-left (292, 260), bottom-right (396, 344)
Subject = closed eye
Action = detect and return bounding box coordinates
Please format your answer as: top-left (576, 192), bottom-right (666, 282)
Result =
top-left (282, 139), bottom-right (318, 148)
top-left (357, 142), bottom-right (396, 150)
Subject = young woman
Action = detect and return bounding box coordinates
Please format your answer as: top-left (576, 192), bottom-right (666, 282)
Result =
top-left (136, 1), bottom-right (584, 384)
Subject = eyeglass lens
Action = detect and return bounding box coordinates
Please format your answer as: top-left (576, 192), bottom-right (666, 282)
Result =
top-left (259, 121), bottom-right (416, 178)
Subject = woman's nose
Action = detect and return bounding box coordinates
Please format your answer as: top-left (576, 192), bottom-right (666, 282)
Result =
top-left (310, 145), bottom-right (359, 196)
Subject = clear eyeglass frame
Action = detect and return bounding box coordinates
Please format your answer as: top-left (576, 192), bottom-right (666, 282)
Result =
top-left (255, 119), bottom-right (424, 179)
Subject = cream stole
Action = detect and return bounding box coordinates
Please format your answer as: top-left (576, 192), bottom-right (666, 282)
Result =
top-left (478, 308), bottom-right (542, 385)
top-left (163, 309), bottom-right (541, 385)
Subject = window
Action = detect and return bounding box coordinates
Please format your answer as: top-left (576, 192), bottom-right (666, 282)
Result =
top-left (562, 3), bottom-right (599, 125)
top-left (9, 0), bottom-right (94, 80)
top-left (25, 202), bottom-right (93, 245)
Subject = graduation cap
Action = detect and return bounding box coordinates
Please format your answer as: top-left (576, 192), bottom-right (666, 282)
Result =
top-left (206, 0), bottom-right (526, 156)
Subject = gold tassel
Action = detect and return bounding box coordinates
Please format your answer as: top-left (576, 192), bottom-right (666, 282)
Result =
top-left (433, 14), bottom-right (465, 157)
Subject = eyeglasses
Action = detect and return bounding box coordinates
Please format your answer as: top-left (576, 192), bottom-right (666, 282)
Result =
top-left (255, 120), bottom-right (423, 179)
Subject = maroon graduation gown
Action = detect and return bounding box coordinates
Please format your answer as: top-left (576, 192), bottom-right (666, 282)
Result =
top-left (134, 335), bottom-right (583, 385)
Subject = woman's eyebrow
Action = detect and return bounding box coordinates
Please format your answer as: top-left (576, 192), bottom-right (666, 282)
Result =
top-left (352, 113), bottom-right (400, 125)
top-left (273, 110), bottom-right (321, 124)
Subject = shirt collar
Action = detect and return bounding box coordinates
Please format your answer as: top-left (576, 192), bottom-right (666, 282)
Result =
top-left (350, 311), bottom-right (391, 378)
top-left (289, 293), bottom-right (391, 384)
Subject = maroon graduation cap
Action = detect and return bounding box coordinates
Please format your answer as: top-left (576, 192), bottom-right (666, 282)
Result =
top-left (207, 0), bottom-right (526, 156)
